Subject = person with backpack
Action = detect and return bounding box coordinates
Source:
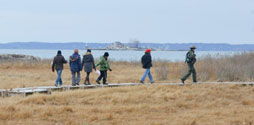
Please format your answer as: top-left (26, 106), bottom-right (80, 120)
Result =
top-left (52, 50), bottom-right (67, 87)
top-left (181, 46), bottom-right (197, 84)
top-left (81, 49), bottom-right (96, 85)
top-left (140, 49), bottom-right (154, 84)
top-left (95, 52), bottom-right (112, 85)
top-left (69, 49), bottom-right (82, 86)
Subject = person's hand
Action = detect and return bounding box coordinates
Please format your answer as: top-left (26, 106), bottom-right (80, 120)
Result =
top-left (109, 68), bottom-right (112, 72)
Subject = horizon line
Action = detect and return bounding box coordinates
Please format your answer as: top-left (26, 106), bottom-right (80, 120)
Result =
top-left (0, 41), bottom-right (254, 45)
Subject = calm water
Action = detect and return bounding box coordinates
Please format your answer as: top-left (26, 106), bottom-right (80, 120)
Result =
top-left (0, 49), bottom-right (241, 62)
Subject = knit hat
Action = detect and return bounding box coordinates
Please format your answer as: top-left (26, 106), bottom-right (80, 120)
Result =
top-left (145, 49), bottom-right (151, 53)
top-left (190, 46), bottom-right (196, 49)
top-left (57, 50), bottom-right (61, 55)
top-left (87, 49), bottom-right (91, 52)
top-left (104, 52), bottom-right (109, 57)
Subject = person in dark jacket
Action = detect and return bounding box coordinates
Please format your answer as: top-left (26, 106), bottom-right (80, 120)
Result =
top-left (52, 50), bottom-right (67, 87)
top-left (69, 49), bottom-right (82, 86)
top-left (140, 49), bottom-right (154, 84)
top-left (95, 52), bottom-right (112, 85)
top-left (82, 49), bottom-right (96, 85)
top-left (181, 46), bottom-right (197, 85)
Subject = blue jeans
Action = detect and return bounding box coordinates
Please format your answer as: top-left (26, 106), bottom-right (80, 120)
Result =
top-left (55, 70), bottom-right (63, 86)
top-left (72, 71), bottom-right (80, 85)
top-left (141, 68), bottom-right (154, 83)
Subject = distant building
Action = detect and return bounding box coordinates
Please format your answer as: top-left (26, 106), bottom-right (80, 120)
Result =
top-left (107, 41), bottom-right (126, 49)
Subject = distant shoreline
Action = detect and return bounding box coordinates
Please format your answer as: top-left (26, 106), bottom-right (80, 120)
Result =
top-left (90, 48), bottom-right (188, 51)
top-left (0, 48), bottom-right (244, 52)
top-left (0, 42), bottom-right (254, 51)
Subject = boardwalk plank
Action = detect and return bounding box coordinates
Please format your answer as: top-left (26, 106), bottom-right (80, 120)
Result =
top-left (1, 82), bottom-right (254, 97)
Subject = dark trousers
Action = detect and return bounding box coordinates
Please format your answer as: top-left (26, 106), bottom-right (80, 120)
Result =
top-left (84, 72), bottom-right (90, 84)
top-left (181, 63), bottom-right (197, 82)
top-left (72, 71), bottom-right (80, 86)
top-left (97, 70), bottom-right (107, 84)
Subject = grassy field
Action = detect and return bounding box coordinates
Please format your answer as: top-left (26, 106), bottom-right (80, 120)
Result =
top-left (0, 52), bottom-right (254, 124)
top-left (0, 60), bottom-right (185, 89)
top-left (0, 85), bottom-right (254, 124)
top-left (1, 52), bottom-right (254, 89)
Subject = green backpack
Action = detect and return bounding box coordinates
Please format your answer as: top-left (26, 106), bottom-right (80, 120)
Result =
top-left (185, 52), bottom-right (191, 63)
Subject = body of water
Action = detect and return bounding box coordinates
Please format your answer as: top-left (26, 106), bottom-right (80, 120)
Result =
top-left (0, 49), bottom-right (242, 62)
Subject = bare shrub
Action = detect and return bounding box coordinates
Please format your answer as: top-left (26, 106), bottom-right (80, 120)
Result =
top-left (197, 52), bottom-right (254, 82)
top-left (196, 54), bottom-right (216, 81)
top-left (154, 60), bottom-right (170, 80)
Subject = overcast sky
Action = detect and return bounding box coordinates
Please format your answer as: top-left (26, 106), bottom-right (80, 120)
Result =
top-left (0, 0), bottom-right (253, 44)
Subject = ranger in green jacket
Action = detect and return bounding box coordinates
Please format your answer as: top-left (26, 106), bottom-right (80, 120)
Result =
top-left (181, 46), bottom-right (197, 84)
top-left (95, 52), bottom-right (112, 85)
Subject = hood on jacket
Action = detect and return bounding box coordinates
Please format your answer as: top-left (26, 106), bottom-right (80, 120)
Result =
top-left (70, 53), bottom-right (80, 62)
top-left (84, 52), bottom-right (91, 56)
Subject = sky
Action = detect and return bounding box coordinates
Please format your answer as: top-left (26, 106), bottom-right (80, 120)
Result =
top-left (0, 0), bottom-right (253, 44)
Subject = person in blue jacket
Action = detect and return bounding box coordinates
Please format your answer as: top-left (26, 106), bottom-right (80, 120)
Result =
top-left (69, 49), bottom-right (82, 86)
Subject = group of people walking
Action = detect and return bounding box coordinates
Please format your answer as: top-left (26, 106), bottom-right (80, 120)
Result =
top-left (139, 46), bottom-right (197, 85)
top-left (52, 46), bottom-right (197, 86)
top-left (52, 49), bottom-right (112, 87)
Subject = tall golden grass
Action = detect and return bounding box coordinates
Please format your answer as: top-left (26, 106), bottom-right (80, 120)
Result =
top-left (0, 85), bottom-right (254, 124)
top-left (0, 53), bottom-right (254, 124)
top-left (0, 52), bottom-right (254, 89)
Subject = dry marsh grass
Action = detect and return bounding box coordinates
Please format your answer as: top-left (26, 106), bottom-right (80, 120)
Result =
top-left (1, 52), bottom-right (254, 89)
top-left (1, 53), bottom-right (254, 124)
top-left (0, 85), bottom-right (254, 124)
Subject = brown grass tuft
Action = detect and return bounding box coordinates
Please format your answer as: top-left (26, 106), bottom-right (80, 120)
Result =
top-left (0, 85), bottom-right (254, 124)
top-left (0, 53), bottom-right (254, 124)
top-left (1, 52), bottom-right (254, 89)
top-left (61, 106), bottom-right (73, 113)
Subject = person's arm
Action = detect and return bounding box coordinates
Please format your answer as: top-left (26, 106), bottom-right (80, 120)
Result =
top-left (95, 57), bottom-right (102, 67)
top-left (106, 61), bottom-right (112, 71)
top-left (52, 58), bottom-right (55, 72)
top-left (81, 56), bottom-right (85, 69)
top-left (78, 56), bottom-right (82, 71)
top-left (141, 55), bottom-right (144, 65)
top-left (62, 57), bottom-right (67, 64)
top-left (91, 55), bottom-right (96, 70)
top-left (143, 55), bottom-right (149, 66)
top-left (150, 55), bottom-right (152, 67)
top-left (69, 56), bottom-right (72, 67)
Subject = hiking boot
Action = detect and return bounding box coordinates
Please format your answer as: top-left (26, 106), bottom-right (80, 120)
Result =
top-left (87, 83), bottom-right (91, 85)
top-left (180, 79), bottom-right (185, 86)
top-left (103, 83), bottom-right (108, 85)
top-left (76, 83), bottom-right (80, 86)
top-left (140, 80), bottom-right (144, 84)
top-left (96, 80), bottom-right (101, 84)
top-left (181, 79), bottom-right (185, 84)
top-left (151, 81), bottom-right (155, 84)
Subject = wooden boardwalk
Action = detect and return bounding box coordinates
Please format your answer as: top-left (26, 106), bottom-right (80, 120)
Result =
top-left (0, 82), bottom-right (254, 97)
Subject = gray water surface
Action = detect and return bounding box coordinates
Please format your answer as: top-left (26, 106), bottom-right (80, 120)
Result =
top-left (0, 49), bottom-right (241, 62)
